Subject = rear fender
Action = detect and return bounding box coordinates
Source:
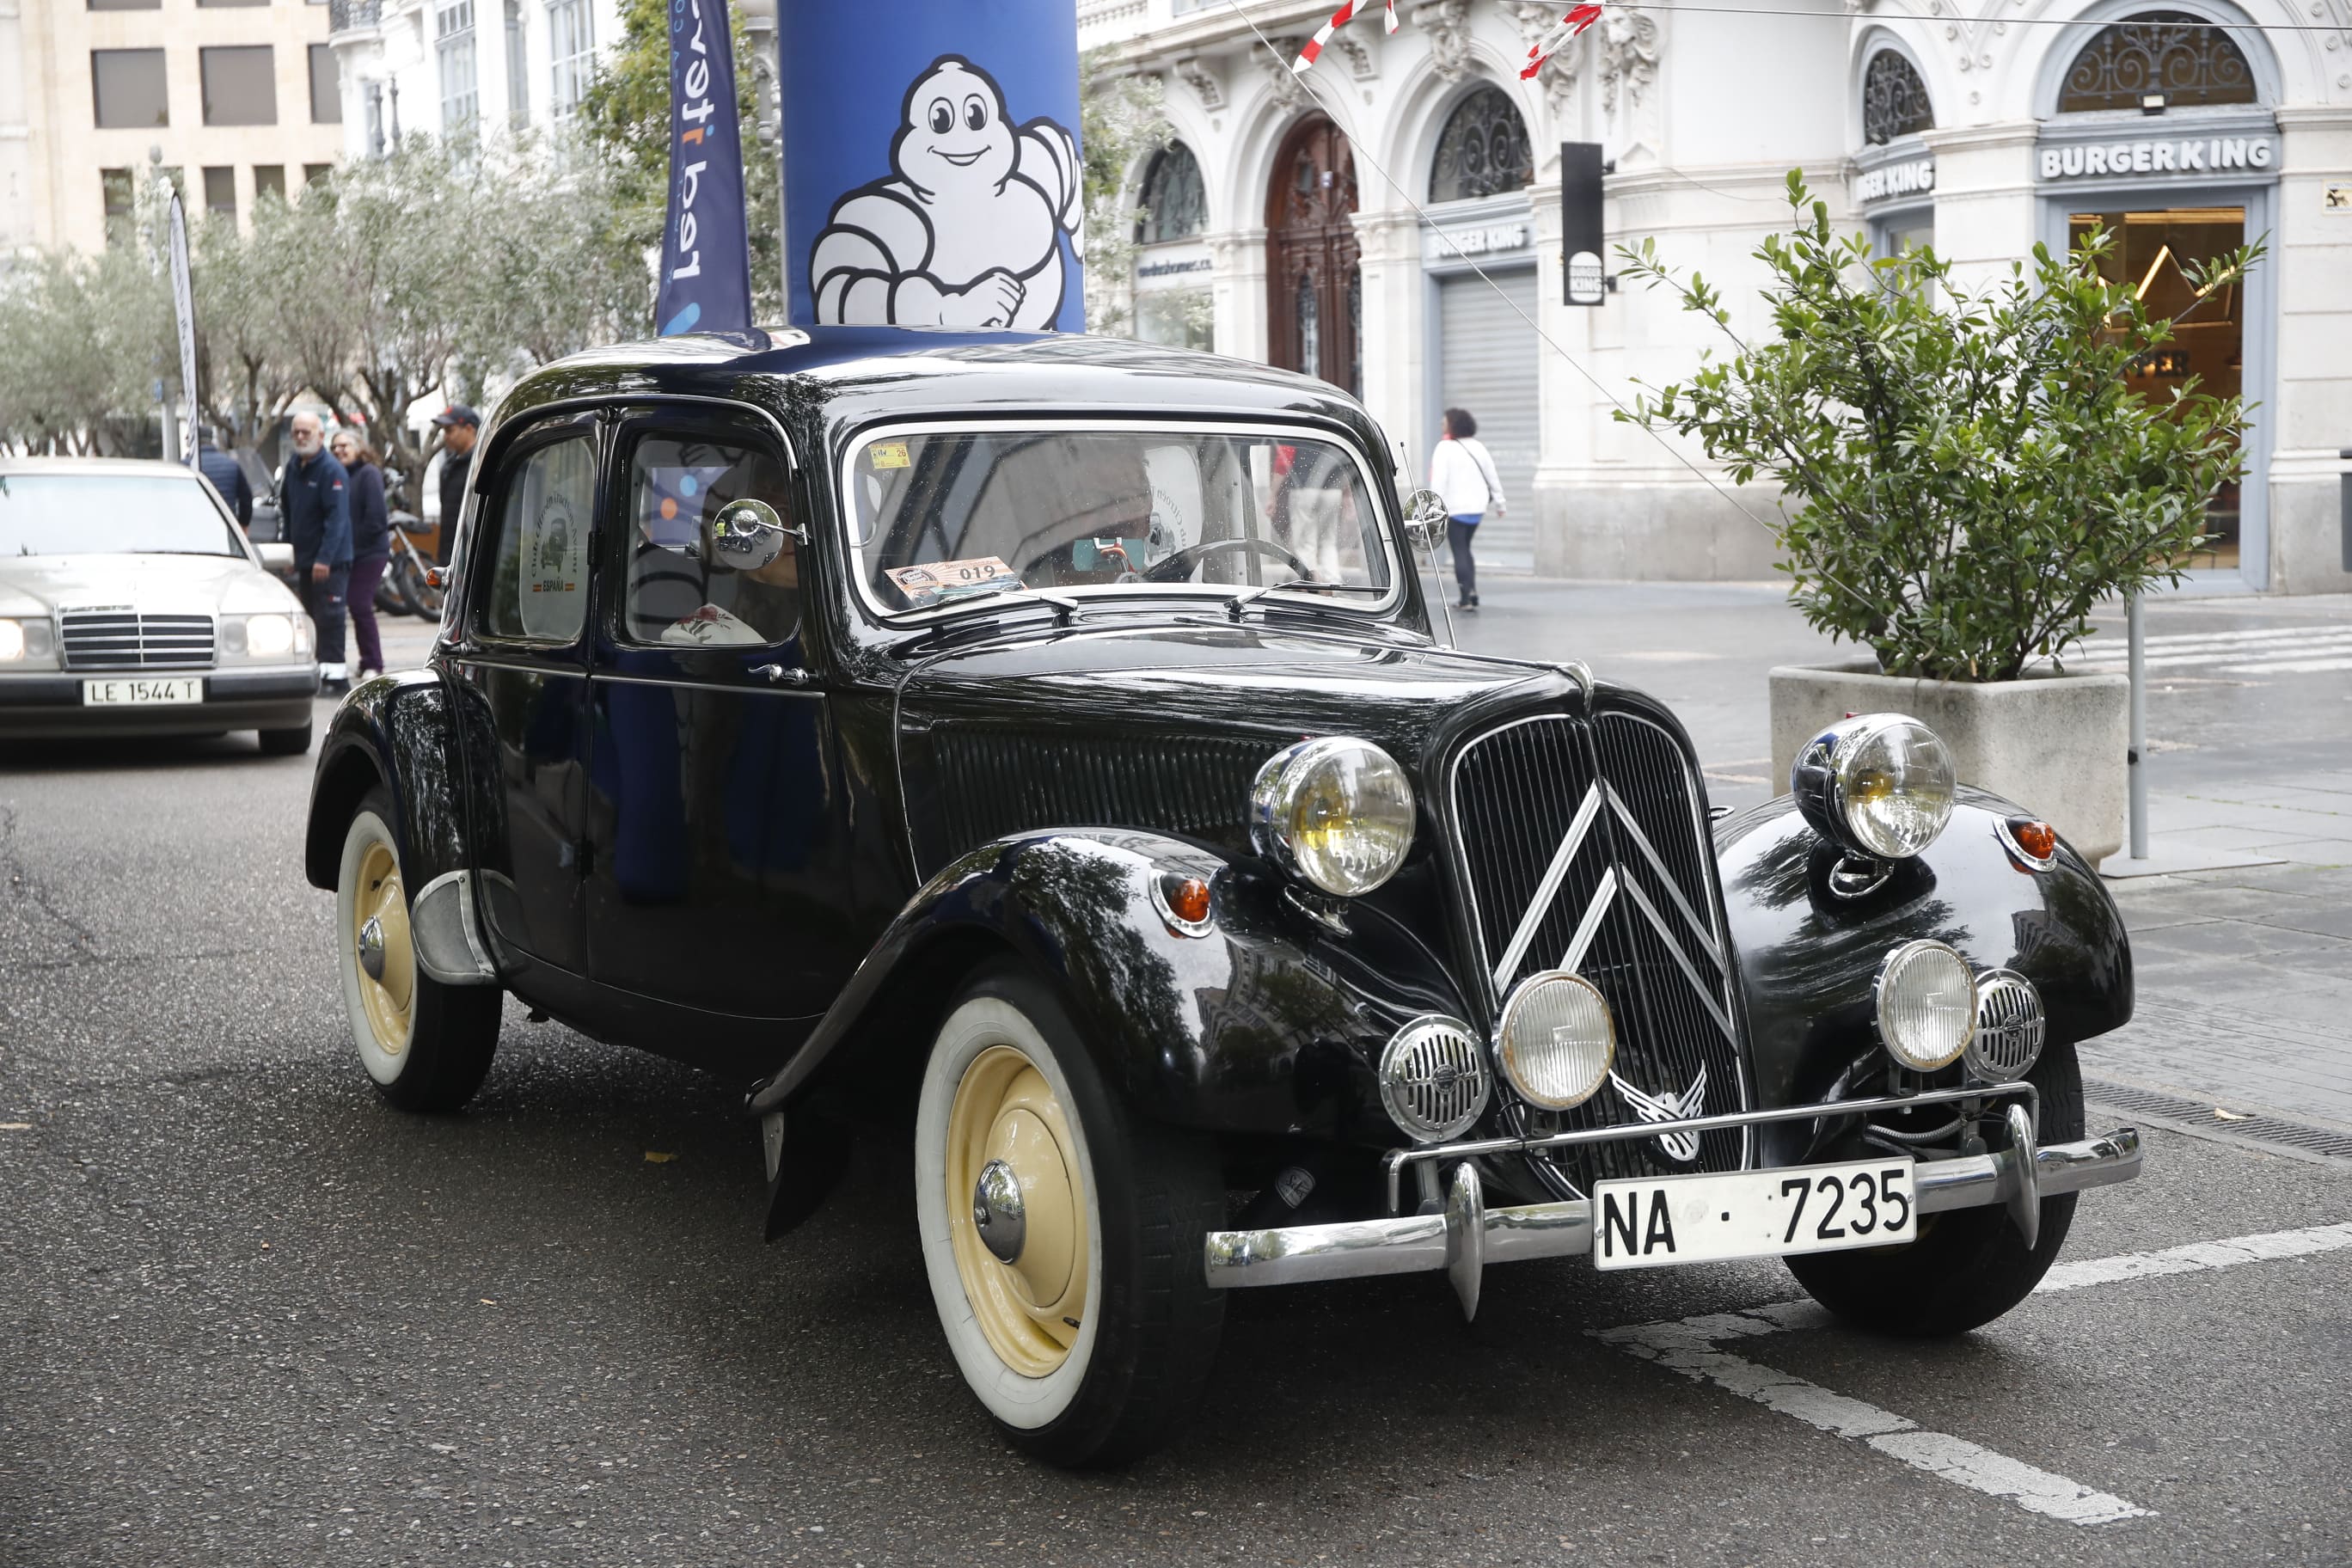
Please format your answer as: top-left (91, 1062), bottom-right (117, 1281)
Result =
top-left (1715, 788), bottom-right (2132, 1161)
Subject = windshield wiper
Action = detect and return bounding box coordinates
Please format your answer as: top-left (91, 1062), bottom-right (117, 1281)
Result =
top-left (1224, 579), bottom-right (1387, 620)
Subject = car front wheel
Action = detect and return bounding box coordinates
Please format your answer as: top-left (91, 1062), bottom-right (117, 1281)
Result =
top-left (914, 962), bottom-right (1225, 1467)
top-left (334, 789), bottom-right (501, 1112)
top-left (1785, 1038), bottom-right (2085, 1336)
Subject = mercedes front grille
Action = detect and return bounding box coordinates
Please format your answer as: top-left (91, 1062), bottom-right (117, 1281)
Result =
top-left (59, 613), bottom-right (215, 671)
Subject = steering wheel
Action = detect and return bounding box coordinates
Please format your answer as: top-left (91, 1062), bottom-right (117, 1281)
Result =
top-left (1143, 536), bottom-right (1315, 585)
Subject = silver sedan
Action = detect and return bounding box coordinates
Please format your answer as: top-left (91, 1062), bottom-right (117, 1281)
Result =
top-left (0, 457), bottom-right (320, 752)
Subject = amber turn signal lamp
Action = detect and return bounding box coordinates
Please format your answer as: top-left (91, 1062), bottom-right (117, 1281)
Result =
top-left (2000, 816), bottom-right (2058, 871)
top-left (1167, 876), bottom-right (1212, 926)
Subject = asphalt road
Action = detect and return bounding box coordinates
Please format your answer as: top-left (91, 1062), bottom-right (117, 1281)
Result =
top-left (4, 600), bottom-right (2349, 1567)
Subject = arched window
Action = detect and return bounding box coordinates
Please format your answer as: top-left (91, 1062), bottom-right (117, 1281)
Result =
top-left (1428, 85), bottom-right (1533, 204)
top-left (2058, 11), bottom-right (2257, 113)
top-left (1136, 143), bottom-right (1207, 244)
top-left (1862, 51), bottom-right (1933, 145)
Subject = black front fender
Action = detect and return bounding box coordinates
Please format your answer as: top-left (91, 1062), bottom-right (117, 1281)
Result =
top-left (303, 671), bottom-right (469, 893)
top-left (1716, 787), bottom-right (2133, 1157)
top-left (748, 828), bottom-right (1468, 1147)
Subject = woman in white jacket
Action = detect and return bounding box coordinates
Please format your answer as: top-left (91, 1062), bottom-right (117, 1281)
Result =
top-left (1427, 407), bottom-right (1504, 612)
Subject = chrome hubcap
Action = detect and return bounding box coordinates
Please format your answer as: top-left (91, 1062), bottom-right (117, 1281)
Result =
top-left (357, 916), bottom-right (387, 983)
top-left (972, 1158), bottom-right (1026, 1265)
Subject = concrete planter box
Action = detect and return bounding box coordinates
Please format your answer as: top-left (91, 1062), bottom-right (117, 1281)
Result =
top-left (1767, 660), bottom-right (2131, 865)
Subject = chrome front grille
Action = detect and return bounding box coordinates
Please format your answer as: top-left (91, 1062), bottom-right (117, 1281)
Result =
top-left (1447, 706), bottom-right (1749, 1191)
top-left (60, 613), bottom-right (214, 671)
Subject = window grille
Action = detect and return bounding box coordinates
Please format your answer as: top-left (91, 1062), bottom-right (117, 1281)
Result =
top-left (1862, 51), bottom-right (1932, 144)
top-left (2058, 11), bottom-right (2257, 113)
top-left (1136, 144), bottom-right (1207, 244)
top-left (1429, 85), bottom-right (1533, 204)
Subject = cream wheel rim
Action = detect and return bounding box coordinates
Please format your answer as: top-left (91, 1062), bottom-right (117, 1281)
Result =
top-left (944, 1042), bottom-right (1089, 1378)
top-left (351, 840), bottom-right (414, 1053)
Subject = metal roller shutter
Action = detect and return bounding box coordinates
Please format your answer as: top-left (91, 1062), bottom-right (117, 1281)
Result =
top-left (1436, 267), bottom-right (1540, 572)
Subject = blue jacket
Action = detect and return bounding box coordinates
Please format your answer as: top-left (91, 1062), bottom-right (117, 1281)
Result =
top-left (281, 449), bottom-right (352, 566)
top-left (197, 442), bottom-right (252, 527)
top-left (346, 459), bottom-right (391, 562)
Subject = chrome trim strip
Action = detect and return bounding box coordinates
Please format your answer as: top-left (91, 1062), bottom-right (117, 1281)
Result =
top-left (1559, 864), bottom-right (1618, 977)
top-left (1206, 1126), bottom-right (2142, 1291)
top-left (1379, 1081), bottom-right (2043, 1212)
top-left (1619, 873), bottom-right (1736, 1041)
top-left (589, 669), bottom-right (824, 696)
top-left (1491, 781), bottom-right (1602, 991)
top-left (1603, 780), bottom-right (1724, 968)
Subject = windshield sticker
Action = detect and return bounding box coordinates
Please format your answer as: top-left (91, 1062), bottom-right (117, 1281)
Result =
top-left (868, 440), bottom-right (910, 470)
top-left (885, 556), bottom-right (1020, 609)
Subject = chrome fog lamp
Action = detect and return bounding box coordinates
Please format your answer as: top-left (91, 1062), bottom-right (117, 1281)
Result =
top-left (1875, 940), bottom-right (1976, 1071)
top-left (1792, 712), bottom-right (1956, 860)
top-left (1496, 971), bottom-right (1616, 1112)
top-left (1967, 969), bottom-right (2046, 1081)
top-left (1250, 736), bottom-right (1416, 897)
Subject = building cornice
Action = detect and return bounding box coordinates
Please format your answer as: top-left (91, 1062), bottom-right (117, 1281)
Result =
top-left (1920, 120), bottom-right (2039, 156)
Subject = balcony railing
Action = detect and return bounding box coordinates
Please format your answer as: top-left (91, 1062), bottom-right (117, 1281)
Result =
top-left (329, 0), bottom-right (383, 33)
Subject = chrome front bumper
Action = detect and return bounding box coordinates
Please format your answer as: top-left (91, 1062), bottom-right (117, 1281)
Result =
top-left (1203, 1086), bottom-right (2143, 1317)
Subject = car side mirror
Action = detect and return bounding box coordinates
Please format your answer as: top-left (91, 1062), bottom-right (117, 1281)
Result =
top-left (257, 542), bottom-right (295, 573)
top-left (1402, 487), bottom-right (1448, 551)
top-left (693, 499), bottom-right (796, 572)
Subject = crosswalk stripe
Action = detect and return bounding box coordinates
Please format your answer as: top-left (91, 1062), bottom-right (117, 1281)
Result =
top-left (2067, 645), bottom-right (2352, 673)
top-left (2222, 656), bottom-right (2352, 676)
top-left (2112, 624), bottom-right (2352, 648)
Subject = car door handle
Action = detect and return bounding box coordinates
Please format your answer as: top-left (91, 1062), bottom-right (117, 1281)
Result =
top-left (750, 664), bottom-right (812, 688)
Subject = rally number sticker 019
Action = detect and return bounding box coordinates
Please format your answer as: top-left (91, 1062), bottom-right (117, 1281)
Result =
top-left (1593, 1158), bottom-right (1917, 1271)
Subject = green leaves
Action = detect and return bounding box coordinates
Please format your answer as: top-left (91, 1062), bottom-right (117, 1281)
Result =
top-left (1615, 175), bottom-right (2259, 682)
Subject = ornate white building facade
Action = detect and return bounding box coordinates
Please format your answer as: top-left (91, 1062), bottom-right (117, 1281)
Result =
top-left (1082, 0), bottom-right (2352, 592)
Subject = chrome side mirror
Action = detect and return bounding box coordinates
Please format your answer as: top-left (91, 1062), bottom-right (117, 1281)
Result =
top-left (256, 541), bottom-right (295, 573)
top-left (1402, 487), bottom-right (1448, 551)
top-left (701, 499), bottom-right (797, 572)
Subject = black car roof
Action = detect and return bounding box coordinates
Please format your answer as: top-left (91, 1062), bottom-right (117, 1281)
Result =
top-left (490, 327), bottom-right (1391, 450)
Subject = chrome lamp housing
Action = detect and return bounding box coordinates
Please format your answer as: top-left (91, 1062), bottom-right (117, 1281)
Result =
top-left (1791, 712), bottom-right (1957, 862)
top-left (1249, 736), bottom-right (1417, 898)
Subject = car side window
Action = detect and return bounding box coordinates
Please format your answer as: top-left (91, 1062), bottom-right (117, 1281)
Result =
top-left (478, 433), bottom-right (597, 644)
top-left (618, 434), bottom-right (799, 648)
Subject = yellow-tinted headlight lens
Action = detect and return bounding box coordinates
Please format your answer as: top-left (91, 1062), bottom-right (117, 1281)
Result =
top-left (1250, 737), bottom-right (1416, 897)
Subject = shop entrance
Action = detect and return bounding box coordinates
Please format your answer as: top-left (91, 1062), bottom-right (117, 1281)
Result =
top-left (1265, 115), bottom-right (1362, 395)
top-left (2068, 205), bottom-right (2246, 569)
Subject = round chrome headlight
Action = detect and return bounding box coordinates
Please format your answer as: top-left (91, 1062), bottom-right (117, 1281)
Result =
top-left (1496, 971), bottom-right (1616, 1111)
top-left (1791, 713), bottom-right (1956, 861)
top-left (1875, 940), bottom-right (1976, 1071)
top-left (1250, 737), bottom-right (1416, 897)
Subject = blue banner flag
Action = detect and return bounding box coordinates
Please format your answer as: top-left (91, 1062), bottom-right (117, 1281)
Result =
top-left (656, 0), bottom-right (751, 337)
top-left (780, 0), bottom-right (1084, 332)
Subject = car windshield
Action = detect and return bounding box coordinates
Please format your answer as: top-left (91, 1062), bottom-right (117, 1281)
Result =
top-left (848, 426), bottom-right (1396, 616)
top-left (0, 474), bottom-right (244, 558)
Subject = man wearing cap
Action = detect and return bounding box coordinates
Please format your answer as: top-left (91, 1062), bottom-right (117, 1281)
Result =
top-left (432, 405), bottom-right (480, 567)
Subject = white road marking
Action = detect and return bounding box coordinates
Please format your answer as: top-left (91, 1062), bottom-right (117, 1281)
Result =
top-left (1590, 1219), bottom-right (2352, 1526)
top-left (2061, 625), bottom-right (2352, 677)
top-left (2222, 656), bottom-right (2352, 676)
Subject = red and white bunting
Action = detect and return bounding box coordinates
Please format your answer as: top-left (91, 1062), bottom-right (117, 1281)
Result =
top-left (1292, 0), bottom-right (1400, 74)
top-left (1521, 3), bottom-right (1605, 78)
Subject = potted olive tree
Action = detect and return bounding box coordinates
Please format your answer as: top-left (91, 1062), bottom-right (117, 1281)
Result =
top-left (1619, 175), bottom-right (2257, 863)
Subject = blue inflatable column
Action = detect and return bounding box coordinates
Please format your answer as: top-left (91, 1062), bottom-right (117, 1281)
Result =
top-left (780, 2), bottom-right (1085, 333)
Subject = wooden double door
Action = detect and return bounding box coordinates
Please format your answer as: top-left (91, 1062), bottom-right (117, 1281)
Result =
top-left (1265, 115), bottom-right (1362, 396)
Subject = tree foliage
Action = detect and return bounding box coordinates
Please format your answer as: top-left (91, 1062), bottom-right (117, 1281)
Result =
top-left (1079, 49), bottom-right (1173, 335)
top-left (1620, 174), bottom-right (2258, 682)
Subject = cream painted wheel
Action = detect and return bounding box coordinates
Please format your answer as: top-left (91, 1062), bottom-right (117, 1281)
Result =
top-left (917, 995), bottom-right (1104, 1430)
top-left (916, 964), bottom-right (1227, 1467)
top-left (334, 789), bottom-right (502, 1112)
top-left (337, 806), bottom-right (416, 1083)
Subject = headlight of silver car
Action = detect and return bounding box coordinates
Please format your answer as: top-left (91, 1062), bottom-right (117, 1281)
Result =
top-left (1791, 712), bottom-right (1955, 860)
top-left (219, 612), bottom-right (309, 663)
top-left (1875, 939), bottom-right (1976, 1071)
top-left (0, 616), bottom-right (57, 665)
top-left (1249, 736), bottom-right (1416, 897)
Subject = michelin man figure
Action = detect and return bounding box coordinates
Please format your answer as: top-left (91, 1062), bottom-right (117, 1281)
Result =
top-left (809, 56), bottom-right (1082, 330)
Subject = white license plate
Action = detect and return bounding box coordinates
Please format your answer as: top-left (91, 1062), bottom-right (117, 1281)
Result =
top-left (82, 677), bottom-right (204, 707)
top-left (1593, 1158), bottom-right (1916, 1270)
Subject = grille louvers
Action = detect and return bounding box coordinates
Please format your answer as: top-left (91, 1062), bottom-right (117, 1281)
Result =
top-left (929, 728), bottom-right (1276, 861)
top-left (1448, 705), bottom-right (1749, 1192)
top-left (60, 613), bottom-right (215, 671)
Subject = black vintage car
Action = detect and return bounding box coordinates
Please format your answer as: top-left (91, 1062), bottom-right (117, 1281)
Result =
top-left (303, 327), bottom-right (2141, 1467)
